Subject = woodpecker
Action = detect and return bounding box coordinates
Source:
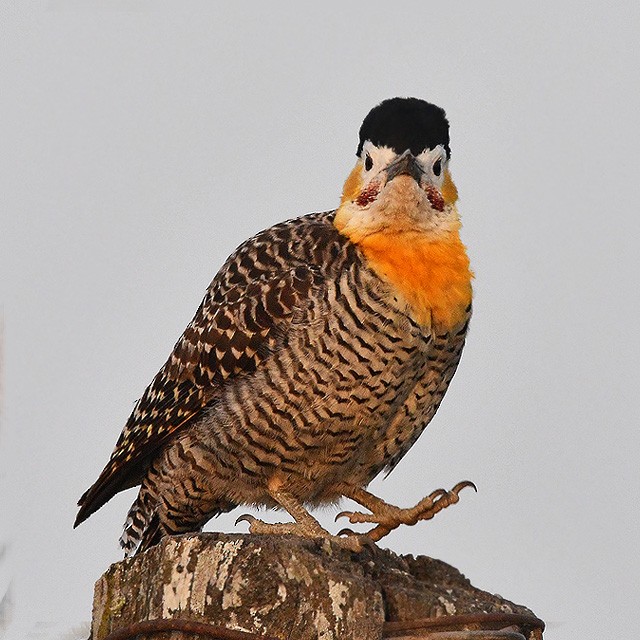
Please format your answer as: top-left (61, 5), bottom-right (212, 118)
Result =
top-left (75, 97), bottom-right (474, 556)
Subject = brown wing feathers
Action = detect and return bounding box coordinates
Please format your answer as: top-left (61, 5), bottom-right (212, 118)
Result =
top-left (75, 265), bottom-right (318, 526)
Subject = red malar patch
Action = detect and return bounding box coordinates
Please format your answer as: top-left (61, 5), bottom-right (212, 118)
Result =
top-left (356, 183), bottom-right (380, 207)
top-left (426, 185), bottom-right (445, 212)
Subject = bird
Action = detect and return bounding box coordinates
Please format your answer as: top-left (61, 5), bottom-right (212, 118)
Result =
top-left (74, 97), bottom-right (475, 556)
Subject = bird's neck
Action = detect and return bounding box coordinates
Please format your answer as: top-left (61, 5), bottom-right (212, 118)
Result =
top-left (334, 169), bottom-right (472, 330)
top-left (354, 228), bottom-right (473, 330)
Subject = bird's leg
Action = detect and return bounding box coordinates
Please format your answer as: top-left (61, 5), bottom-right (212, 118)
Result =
top-left (335, 480), bottom-right (476, 542)
top-left (236, 488), bottom-right (325, 537)
top-left (235, 486), bottom-right (371, 552)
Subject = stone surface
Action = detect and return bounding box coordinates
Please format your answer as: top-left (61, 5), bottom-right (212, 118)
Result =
top-left (92, 533), bottom-right (542, 640)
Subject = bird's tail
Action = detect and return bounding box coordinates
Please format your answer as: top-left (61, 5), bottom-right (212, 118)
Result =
top-left (120, 488), bottom-right (162, 557)
top-left (120, 485), bottom-right (238, 557)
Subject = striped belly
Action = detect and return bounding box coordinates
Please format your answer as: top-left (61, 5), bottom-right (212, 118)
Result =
top-left (372, 321), bottom-right (469, 479)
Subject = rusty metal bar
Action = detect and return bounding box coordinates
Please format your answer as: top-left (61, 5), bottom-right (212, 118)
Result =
top-left (388, 632), bottom-right (526, 640)
top-left (102, 611), bottom-right (544, 640)
top-left (102, 619), bottom-right (279, 640)
top-left (383, 612), bottom-right (545, 637)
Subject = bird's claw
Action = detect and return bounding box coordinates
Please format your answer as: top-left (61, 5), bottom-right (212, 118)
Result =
top-left (234, 512), bottom-right (373, 553)
top-left (234, 513), bottom-right (257, 527)
top-left (453, 480), bottom-right (478, 494)
top-left (335, 510), bottom-right (361, 524)
top-left (335, 529), bottom-right (377, 553)
top-left (335, 480), bottom-right (477, 540)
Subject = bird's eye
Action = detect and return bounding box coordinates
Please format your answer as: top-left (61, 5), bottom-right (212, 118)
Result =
top-left (364, 154), bottom-right (373, 171)
top-left (432, 158), bottom-right (442, 177)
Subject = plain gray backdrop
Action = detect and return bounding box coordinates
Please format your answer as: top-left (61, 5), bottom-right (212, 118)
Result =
top-left (2, 1), bottom-right (639, 638)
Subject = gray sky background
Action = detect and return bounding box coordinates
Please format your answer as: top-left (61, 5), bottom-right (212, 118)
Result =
top-left (2, 2), bottom-right (639, 638)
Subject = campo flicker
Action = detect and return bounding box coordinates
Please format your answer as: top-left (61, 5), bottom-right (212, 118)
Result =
top-left (75, 97), bottom-right (474, 555)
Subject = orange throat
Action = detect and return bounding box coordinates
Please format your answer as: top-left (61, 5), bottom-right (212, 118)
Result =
top-left (354, 230), bottom-right (473, 330)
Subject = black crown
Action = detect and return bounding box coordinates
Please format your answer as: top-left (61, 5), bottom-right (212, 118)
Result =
top-left (357, 97), bottom-right (450, 158)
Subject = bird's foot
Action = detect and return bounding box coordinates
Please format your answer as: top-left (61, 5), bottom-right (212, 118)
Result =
top-left (336, 480), bottom-right (476, 542)
top-left (235, 513), bottom-right (373, 552)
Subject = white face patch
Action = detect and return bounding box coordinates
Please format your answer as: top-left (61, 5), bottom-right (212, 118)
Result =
top-left (417, 145), bottom-right (447, 189)
top-left (360, 141), bottom-right (398, 184)
top-left (336, 141), bottom-right (457, 241)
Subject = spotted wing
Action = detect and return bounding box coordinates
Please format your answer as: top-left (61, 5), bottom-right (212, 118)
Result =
top-left (75, 265), bottom-right (321, 526)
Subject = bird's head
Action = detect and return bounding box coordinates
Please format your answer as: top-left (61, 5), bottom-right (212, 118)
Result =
top-left (335, 97), bottom-right (460, 243)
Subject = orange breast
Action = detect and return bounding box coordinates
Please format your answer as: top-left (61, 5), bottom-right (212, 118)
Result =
top-left (358, 231), bottom-right (473, 330)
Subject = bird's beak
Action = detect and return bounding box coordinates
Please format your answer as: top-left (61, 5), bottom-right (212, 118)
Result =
top-left (385, 150), bottom-right (423, 184)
